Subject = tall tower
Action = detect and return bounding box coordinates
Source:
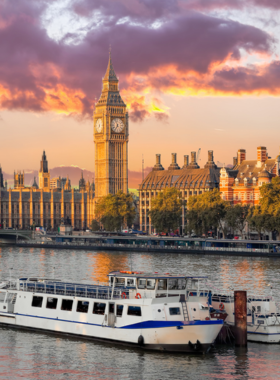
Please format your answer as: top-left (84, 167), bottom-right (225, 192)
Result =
top-left (93, 53), bottom-right (129, 200)
top-left (14, 171), bottom-right (25, 189)
top-left (38, 151), bottom-right (50, 191)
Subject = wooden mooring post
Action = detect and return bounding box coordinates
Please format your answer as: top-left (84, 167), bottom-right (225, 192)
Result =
top-left (234, 290), bottom-right (247, 347)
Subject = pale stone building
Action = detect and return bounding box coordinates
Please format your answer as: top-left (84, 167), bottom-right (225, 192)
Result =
top-left (38, 151), bottom-right (50, 191)
top-left (139, 151), bottom-right (220, 234)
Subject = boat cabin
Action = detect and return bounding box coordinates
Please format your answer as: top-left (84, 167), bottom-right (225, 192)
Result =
top-left (108, 271), bottom-right (208, 300)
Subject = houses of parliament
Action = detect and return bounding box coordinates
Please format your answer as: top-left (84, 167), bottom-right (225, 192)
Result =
top-left (0, 53), bottom-right (128, 229)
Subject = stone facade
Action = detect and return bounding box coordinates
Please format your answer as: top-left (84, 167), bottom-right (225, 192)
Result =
top-left (93, 53), bottom-right (128, 201)
top-left (38, 151), bottom-right (50, 191)
top-left (139, 151), bottom-right (220, 233)
top-left (0, 153), bottom-right (96, 230)
top-left (0, 187), bottom-right (95, 230)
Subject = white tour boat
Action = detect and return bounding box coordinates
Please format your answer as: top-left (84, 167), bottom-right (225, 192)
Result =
top-left (212, 294), bottom-right (280, 343)
top-left (0, 271), bottom-right (223, 353)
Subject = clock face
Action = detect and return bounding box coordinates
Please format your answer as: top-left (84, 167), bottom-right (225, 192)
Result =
top-left (111, 118), bottom-right (124, 133)
top-left (95, 118), bottom-right (103, 133)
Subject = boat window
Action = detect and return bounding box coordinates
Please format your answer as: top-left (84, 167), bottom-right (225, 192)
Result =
top-left (169, 307), bottom-right (181, 316)
top-left (127, 278), bottom-right (135, 286)
top-left (138, 278), bottom-right (146, 289)
top-left (76, 300), bottom-right (89, 313)
top-left (116, 305), bottom-right (123, 317)
top-left (46, 297), bottom-right (58, 310)
top-left (32, 296), bottom-right (43, 308)
top-left (257, 306), bottom-right (261, 312)
top-left (61, 299), bottom-right (73, 311)
top-left (93, 302), bottom-right (106, 315)
top-left (127, 306), bottom-right (142, 316)
top-left (178, 279), bottom-right (186, 290)
top-left (158, 279), bottom-right (167, 290)
top-left (147, 279), bottom-right (155, 290)
top-left (199, 304), bottom-right (208, 310)
top-left (115, 278), bottom-right (125, 287)
top-left (168, 279), bottom-right (178, 290)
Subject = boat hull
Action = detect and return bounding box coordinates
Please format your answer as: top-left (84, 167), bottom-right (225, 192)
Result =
top-left (247, 325), bottom-right (280, 343)
top-left (0, 311), bottom-right (222, 353)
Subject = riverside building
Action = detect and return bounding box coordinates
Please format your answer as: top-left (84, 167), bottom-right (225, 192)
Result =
top-left (0, 152), bottom-right (95, 230)
top-left (139, 151), bottom-right (220, 234)
top-left (220, 146), bottom-right (280, 205)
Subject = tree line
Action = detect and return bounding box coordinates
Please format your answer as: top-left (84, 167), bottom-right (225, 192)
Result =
top-left (149, 177), bottom-right (280, 239)
top-left (89, 177), bottom-right (280, 238)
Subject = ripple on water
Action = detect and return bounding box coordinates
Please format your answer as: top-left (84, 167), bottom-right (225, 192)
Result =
top-left (1, 247), bottom-right (280, 380)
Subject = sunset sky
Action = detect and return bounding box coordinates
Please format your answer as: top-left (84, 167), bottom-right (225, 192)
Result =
top-left (1, 0), bottom-right (280, 186)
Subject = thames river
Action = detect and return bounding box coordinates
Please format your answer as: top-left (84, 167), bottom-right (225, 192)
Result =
top-left (1, 246), bottom-right (280, 380)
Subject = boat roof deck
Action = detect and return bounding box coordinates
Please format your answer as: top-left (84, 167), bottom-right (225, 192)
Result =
top-left (109, 271), bottom-right (207, 279)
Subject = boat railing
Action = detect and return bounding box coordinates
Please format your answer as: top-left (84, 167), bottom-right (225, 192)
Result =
top-left (17, 240), bottom-right (271, 253)
top-left (2, 280), bottom-right (153, 300)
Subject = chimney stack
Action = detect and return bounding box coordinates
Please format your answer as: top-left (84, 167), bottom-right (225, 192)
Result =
top-left (257, 146), bottom-right (267, 164)
top-left (208, 150), bottom-right (214, 163)
top-left (191, 151), bottom-right (196, 164)
top-left (168, 153), bottom-right (180, 170)
top-left (188, 151), bottom-right (200, 169)
top-left (152, 153), bottom-right (164, 171)
top-left (204, 150), bottom-right (217, 168)
top-left (237, 149), bottom-right (246, 165)
top-left (156, 154), bottom-right (161, 165)
top-left (183, 155), bottom-right (189, 168)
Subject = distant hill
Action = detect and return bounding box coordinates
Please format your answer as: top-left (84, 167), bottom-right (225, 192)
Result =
top-left (2, 165), bottom-right (153, 189)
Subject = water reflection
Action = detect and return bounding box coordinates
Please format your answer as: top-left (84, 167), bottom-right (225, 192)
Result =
top-left (1, 247), bottom-right (280, 379)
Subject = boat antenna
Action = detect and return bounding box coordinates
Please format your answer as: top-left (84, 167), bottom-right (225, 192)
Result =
top-left (53, 267), bottom-right (55, 279)
top-left (9, 267), bottom-right (13, 281)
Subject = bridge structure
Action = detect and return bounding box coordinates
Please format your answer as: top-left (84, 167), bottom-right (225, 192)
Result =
top-left (0, 230), bottom-right (33, 244)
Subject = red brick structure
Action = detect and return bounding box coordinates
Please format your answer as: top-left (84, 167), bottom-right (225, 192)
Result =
top-left (220, 147), bottom-right (280, 205)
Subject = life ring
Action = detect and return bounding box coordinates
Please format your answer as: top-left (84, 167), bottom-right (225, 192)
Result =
top-left (121, 292), bottom-right (127, 299)
top-left (205, 317), bottom-right (210, 321)
top-left (219, 303), bottom-right (225, 311)
top-left (135, 293), bottom-right (141, 299)
top-left (189, 292), bottom-right (193, 296)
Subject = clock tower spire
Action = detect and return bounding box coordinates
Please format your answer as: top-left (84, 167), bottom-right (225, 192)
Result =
top-left (93, 53), bottom-right (129, 201)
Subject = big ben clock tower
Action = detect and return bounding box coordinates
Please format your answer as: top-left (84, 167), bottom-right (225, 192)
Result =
top-left (93, 53), bottom-right (129, 200)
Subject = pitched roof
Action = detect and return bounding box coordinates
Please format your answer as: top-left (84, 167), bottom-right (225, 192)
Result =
top-left (103, 53), bottom-right (118, 82)
top-left (139, 167), bottom-right (220, 190)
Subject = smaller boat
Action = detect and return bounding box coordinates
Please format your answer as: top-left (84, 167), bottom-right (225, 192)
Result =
top-left (211, 294), bottom-right (280, 343)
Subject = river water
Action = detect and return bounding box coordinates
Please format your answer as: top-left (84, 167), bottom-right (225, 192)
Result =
top-left (1, 246), bottom-right (280, 380)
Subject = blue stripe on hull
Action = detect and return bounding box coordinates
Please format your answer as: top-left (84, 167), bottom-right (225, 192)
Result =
top-left (248, 331), bottom-right (280, 335)
top-left (120, 320), bottom-right (223, 329)
top-left (1, 312), bottom-right (223, 329)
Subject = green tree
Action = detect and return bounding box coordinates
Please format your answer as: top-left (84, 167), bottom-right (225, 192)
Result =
top-left (259, 177), bottom-right (280, 215)
top-left (186, 189), bottom-right (230, 237)
top-left (90, 219), bottom-right (100, 231)
top-left (95, 191), bottom-right (136, 231)
top-left (225, 204), bottom-right (250, 238)
top-left (149, 188), bottom-right (183, 233)
top-left (247, 177), bottom-right (280, 239)
top-left (247, 206), bottom-right (269, 239)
